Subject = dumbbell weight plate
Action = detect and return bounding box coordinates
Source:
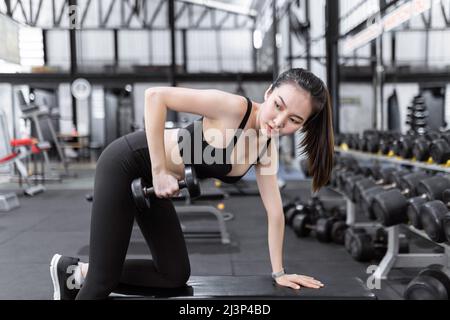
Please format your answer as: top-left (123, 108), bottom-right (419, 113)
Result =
top-left (331, 220), bottom-right (348, 244)
top-left (443, 189), bottom-right (450, 205)
top-left (412, 137), bottom-right (430, 161)
top-left (360, 186), bottom-right (386, 221)
top-left (444, 213), bottom-right (450, 243)
top-left (407, 196), bottom-right (427, 229)
top-left (415, 176), bottom-right (450, 202)
top-left (344, 228), bottom-right (366, 252)
top-left (183, 166), bottom-right (201, 198)
top-left (430, 139), bottom-right (450, 164)
top-left (315, 218), bottom-right (333, 243)
top-left (353, 178), bottom-right (376, 203)
top-left (292, 214), bottom-right (312, 238)
top-left (404, 275), bottom-right (448, 300)
top-left (372, 189), bottom-right (409, 227)
top-left (404, 265), bottom-right (450, 300)
top-left (398, 172), bottom-right (430, 197)
top-left (285, 206), bottom-right (302, 226)
top-left (420, 200), bottom-right (448, 243)
top-left (131, 178), bottom-right (152, 211)
top-left (349, 233), bottom-right (374, 262)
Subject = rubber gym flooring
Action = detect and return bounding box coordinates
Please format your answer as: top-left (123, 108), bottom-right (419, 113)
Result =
top-left (0, 164), bottom-right (441, 300)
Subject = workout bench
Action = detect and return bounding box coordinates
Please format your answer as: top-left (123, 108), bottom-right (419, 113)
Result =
top-left (109, 275), bottom-right (376, 300)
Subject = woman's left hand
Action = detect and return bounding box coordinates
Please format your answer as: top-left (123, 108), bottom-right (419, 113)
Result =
top-left (275, 274), bottom-right (324, 290)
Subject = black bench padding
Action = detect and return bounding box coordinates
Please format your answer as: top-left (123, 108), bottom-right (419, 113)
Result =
top-left (110, 276), bottom-right (376, 300)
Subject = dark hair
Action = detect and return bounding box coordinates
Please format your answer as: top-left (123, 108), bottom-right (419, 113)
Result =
top-left (271, 68), bottom-right (334, 192)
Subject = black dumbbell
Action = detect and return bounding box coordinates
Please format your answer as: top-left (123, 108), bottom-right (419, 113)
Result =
top-left (443, 189), bottom-right (450, 243)
top-left (284, 195), bottom-right (326, 226)
top-left (131, 166), bottom-right (201, 211)
top-left (344, 227), bottom-right (366, 252)
top-left (430, 132), bottom-right (450, 164)
top-left (353, 168), bottom-right (407, 204)
top-left (371, 174), bottom-right (449, 227)
top-left (408, 185), bottom-right (450, 231)
top-left (404, 265), bottom-right (450, 300)
top-left (412, 132), bottom-right (440, 162)
top-left (413, 189), bottom-right (450, 243)
top-left (358, 171), bottom-right (424, 221)
top-left (330, 220), bottom-right (348, 244)
top-left (292, 214), bottom-right (336, 242)
top-left (347, 228), bottom-right (409, 262)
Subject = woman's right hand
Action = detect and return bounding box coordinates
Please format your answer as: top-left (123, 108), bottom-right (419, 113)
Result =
top-left (152, 170), bottom-right (180, 198)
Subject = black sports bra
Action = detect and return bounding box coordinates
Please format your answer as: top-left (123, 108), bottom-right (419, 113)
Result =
top-left (177, 97), bottom-right (270, 183)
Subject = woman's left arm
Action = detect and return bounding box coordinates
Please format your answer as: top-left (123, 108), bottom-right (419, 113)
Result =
top-left (255, 145), bottom-right (324, 290)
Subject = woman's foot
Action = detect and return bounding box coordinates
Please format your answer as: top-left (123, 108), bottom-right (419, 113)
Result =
top-left (49, 254), bottom-right (83, 300)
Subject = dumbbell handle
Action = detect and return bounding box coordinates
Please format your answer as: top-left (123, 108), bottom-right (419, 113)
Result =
top-left (143, 180), bottom-right (187, 197)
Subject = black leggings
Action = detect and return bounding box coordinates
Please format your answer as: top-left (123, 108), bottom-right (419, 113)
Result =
top-left (76, 131), bottom-right (190, 300)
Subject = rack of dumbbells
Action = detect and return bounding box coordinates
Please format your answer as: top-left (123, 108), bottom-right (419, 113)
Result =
top-left (333, 94), bottom-right (450, 299)
top-left (330, 155), bottom-right (411, 262)
top-left (282, 192), bottom-right (348, 245)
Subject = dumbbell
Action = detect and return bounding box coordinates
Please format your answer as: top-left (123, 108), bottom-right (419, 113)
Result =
top-left (292, 214), bottom-right (339, 242)
top-left (406, 178), bottom-right (450, 232)
top-left (284, 196), bottom-right (325, 226)
top-left (404, 264), bottom-right (450, 300)
top-left (409, 189), bottom-right (450, 243)
top-left (346, 227), bottom-right (409, 262)
top-left (372, 175), bottom-right (450, 227)
top-left (282, 196), bottom-right (300, 215)
top-left (352, 167), bottom-right (406, 204)
top-left (412, 132), bottom-right (441, 162)
top-left (131, 166), bottom-right (201, 211)
top-left (430, 132), bottom-right (450, 164)
top-left (392, 134), bottom-right (417, 159)
top-left (330, 220), bottom-right (348, 244)
top-left (358, 171), bottom-right (425, 221)
top-left (407, 186), bottom-right (450, 231)
top-left (443, 189), bottom-right (450, 243)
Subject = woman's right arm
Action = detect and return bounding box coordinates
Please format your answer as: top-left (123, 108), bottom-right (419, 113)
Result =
top-left (144, 87), bottom-right (244, 197)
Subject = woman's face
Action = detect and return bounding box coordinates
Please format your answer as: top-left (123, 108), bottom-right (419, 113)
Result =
top-left (258, 83), bottom-right (313, 137)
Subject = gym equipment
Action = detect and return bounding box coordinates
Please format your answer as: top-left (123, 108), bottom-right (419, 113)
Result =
top-left (371, 174), bottom-right (449, 227)
top-left (442, 189), bottom-right (450, 242)
top-left (131, 166), bottom-right (200, 211)
top-left (284, 196), bottom-right (325, 226)
top-left (405, 95), bottom-right (428, 136)
top-left (330, 220), bottom-right (348, 244)
top-left (419, 200), bottom-right (449, 243)
top-left (0, 110), bottom-right (46, 196)
top-left (359, 171), bottom-right (427, 222)
top-left (17, 90), bottom-right (70, 179)
top-left (430, 132), bottom-right (450, 164)
top-left (109, 275), bottom-right (376, 300)
top-left (292, 214), bottom-right (334, 241)
top-left (352, 167), bottom-right (406, 203)
top-left (292, 211), bottom-right (346, 243)
top-left (404, 265), bottom-right (450, 300)
top-left (346, 227), bottom-right (409, 262)
top-left (0, 193), bottom-right (20, 212)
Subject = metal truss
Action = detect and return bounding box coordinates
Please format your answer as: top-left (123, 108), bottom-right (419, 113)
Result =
top-left (0, 0), bottom-right (256, 30)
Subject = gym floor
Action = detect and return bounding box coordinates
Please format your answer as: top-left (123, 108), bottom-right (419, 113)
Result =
top-left (0, 163), bottom-right (440, 300)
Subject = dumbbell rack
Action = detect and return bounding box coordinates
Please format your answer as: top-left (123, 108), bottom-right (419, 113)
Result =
top-left (335, 147), bottom-right (450, 173)
top-left (372, 225), bottom-right (450, 281)
top-left (345, 196), bottom-right (450, 280)
top-left (337, 147), bottom-right (450, 281)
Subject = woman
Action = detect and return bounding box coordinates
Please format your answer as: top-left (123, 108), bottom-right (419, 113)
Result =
top-left (50, 68), bottom-right (334, 300)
